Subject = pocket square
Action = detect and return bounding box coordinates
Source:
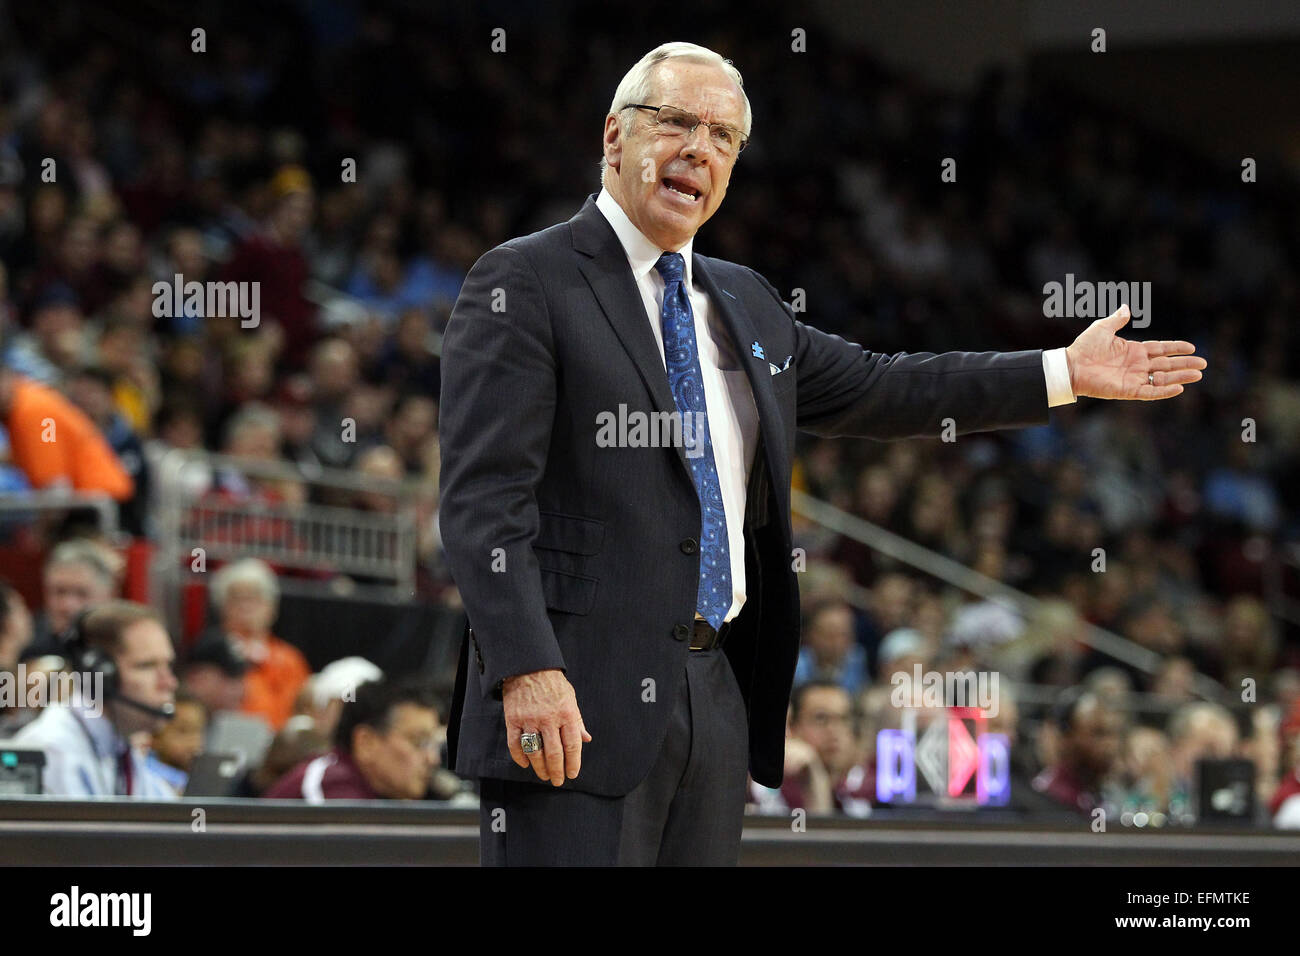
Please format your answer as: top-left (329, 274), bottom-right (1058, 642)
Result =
top-left (768, 355), bottom-right (793, 376)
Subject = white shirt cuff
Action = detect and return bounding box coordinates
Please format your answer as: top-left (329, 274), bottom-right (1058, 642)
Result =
top-left (1042, 348), bottom-right (1076, 407)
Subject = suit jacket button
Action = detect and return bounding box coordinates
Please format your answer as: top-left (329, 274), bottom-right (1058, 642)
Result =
top-left (673, 623), bottom-right (691, 641)
top-left (680, 537), bottom-right (698, 555)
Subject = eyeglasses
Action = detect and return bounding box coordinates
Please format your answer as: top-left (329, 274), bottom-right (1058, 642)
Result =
top-left (623, 104), bottom-right (749, 158)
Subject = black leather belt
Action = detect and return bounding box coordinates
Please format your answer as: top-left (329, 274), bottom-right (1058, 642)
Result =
top-left (691, 618), bottom-right (730, 651)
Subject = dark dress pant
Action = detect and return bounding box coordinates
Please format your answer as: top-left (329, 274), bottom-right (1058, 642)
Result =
top-left (478, 647), bottom-right (750, 865)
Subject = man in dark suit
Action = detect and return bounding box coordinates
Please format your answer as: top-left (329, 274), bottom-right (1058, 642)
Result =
top-left (438, 42), bottom-right (1206, 865)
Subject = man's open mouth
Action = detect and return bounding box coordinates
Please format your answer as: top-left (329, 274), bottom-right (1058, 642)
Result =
top-left (662, 177), bottom-right (701, 202)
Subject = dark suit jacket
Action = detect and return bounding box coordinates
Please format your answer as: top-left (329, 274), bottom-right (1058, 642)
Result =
top-left (438, 193), bottom-right (1050, 796)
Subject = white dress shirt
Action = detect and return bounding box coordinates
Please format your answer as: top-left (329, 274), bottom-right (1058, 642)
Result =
top-left (9, 702), bottom-right (178, 799)
top-left (593, 188), bottom-right (1075, 623)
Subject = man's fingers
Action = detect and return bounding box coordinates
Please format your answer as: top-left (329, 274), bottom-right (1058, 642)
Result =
top-left (1150, 355), bottom-right (1207, 373)
top-left (525, 731), bottom-right (549, 782)
top-left (542, 725), bottom-right (566, 786)
top-left (560, 722), bottom-right (585, 780)
top-left (1145, 367), bottom-right (1203, 393)
top-left (509, 724), bottom-right (549, 780)
top-left (1146, 384), bottom-right (1185, 401)
top-left (506, 726), bottom-right (530, 769)
top-left (1143, 339), bottom-right (1200, 357)
top-left (1101, 304), bottom-right (1130, 328)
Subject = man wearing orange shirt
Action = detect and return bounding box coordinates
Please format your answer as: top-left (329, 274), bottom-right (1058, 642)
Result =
top-left (0, 363), bottom-right (133, 500)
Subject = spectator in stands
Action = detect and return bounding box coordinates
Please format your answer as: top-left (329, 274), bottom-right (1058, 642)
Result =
top-left (213, 402), bottom-right (304, 505)
top-left (1116, 725), bottom-right (1174, 818)
top-left (1031, 690), bottom-right (1122, 815)
top-left (1081, 594), bottom-right (1189, 692)
top-left (794, 599), bottom-right (868, 696)
top-left (65, 365), bottom-right (149, 534)
top-left (179, 628), bottom-right (248, 716)
top-left (272, 374), bottom-right (322, 474)
top-left (10, 600), bottom-right (178, 798)
top-left (1166, 701), bottom-right (1240, 822)
top-left (0, 578), bottom-right (34, 735)
top-left (1151, 656), bottom-right (1198, 704)
top-left (195, 558), bottom-right (309, 732)
top-left (0, 358), bottom-right (134, 502)
top-left (147, 691), bottom-right (207, 795)
top-left (860, 572), bottom-right (917, 663)
top-left (306, 337), bottom-right (361, 468)
top-left (1217, 595), bottom-right (1277, 692)
top-left (220, 164), bottom-right (317, 369)
top-left (873, 626), bottom-right (932, 685)
top-left (304, 656), bottom-right (383, 739)
top-left (96, 313), bottom-right (161, 434)
top-left (263, 677), bottom-right (440, 801)
top-left (6, 284), bottom-right (86, 386)
top-left (351, 445), bottom-right (404, 515)
top-left (372, 307), bottom-right (440, 398)
top-left (755, 680), bottom-right (873, 816)
top-left (21, 539), bottom-right (119, 660)
top-left (384, 393), bottom-right (439, 477)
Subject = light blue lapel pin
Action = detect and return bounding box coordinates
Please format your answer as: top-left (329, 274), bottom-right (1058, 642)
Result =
top-left (751, 341), bottom-right (766, 360)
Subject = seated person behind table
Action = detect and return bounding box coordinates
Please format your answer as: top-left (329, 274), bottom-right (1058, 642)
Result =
top-left (193, 558), bottom-right (310, 731)
top-left (263, 678), bottom-right (439, 802)
top-left (146, 692), bottom-right (208, 795)
top-left (10, 601), bottom-right (178, 798)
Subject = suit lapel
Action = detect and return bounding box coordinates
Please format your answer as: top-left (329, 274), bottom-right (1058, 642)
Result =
top-left (571, 196), bottom-right (679, 421)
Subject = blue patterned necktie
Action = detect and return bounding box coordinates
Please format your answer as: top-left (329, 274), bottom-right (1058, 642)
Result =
top-left (655, 252), bottom-right (731, 630)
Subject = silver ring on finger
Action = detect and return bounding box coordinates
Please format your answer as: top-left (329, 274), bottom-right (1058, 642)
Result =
top-left (520, 731), bottom-right (542, 754)
top-left (1148, 372), bottom-right (1155, 386)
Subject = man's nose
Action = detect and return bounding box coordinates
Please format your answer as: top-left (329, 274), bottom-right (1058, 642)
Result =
top-left (680, 125), bottom-right (714, 159)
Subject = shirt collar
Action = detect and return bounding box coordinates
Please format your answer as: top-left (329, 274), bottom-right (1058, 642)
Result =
top-left (595, 187), bottom-right (694, 290)
top-left (71, 702), bottom-right (129, 758)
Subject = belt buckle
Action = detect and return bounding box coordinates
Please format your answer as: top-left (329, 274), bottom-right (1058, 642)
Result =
top-left (691, 619), bottom-right (727, 651)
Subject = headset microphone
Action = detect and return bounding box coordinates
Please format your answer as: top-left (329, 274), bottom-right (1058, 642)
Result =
top-left (113, 696), bottom-right (176, 720)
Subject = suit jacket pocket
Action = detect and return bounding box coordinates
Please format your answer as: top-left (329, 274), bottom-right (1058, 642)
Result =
top-left (771, 370), bottom-right (797, 399)
top-left (539, 566), bottom-right (598, 615)
top-left (536, 511), bottom-right (605, 555)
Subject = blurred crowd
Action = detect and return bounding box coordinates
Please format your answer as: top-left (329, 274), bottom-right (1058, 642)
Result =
top-left (0, 1), bottom-right (1295, 821)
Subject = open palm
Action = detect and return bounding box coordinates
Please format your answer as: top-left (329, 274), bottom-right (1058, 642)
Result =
top-left (1065, 305), bottom-right (1207, 400)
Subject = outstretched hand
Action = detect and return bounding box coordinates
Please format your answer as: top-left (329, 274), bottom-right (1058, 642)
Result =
top-left (1064, 305), bottom-right (1206, 400)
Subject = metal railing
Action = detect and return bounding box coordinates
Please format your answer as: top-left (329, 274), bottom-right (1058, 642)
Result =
top-left (790, 488), bottom-right (1228, 702)
top-left (151, 450), bottom-right (419, 634)
top-left (0, 492), bottom-right (120, 540)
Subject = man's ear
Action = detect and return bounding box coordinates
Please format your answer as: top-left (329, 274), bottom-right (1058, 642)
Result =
top-left (602, 114), bottom-right (623, 174)
top-left (352, 725), bottom-right (377, 761)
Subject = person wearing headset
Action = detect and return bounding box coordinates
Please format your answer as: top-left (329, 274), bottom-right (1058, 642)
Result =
top-left (10, 600), bottom-right (179, 798)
